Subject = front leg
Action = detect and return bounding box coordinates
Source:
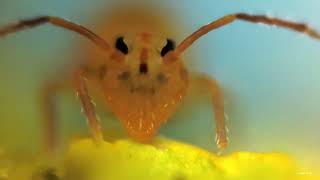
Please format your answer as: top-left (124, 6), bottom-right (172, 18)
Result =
top-left (41, 79), bottom-right (70, 155)
top-left (190, 75), bottom-right (227, 150)
top-left (73, 70), bottom-right (103, 143)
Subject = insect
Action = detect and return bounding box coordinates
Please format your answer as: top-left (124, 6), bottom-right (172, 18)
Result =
top-left (0, 6), bottom-right (319, 154)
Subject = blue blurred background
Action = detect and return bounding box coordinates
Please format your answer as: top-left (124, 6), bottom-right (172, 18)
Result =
top-left (0, 0), bottom-right (319, 171)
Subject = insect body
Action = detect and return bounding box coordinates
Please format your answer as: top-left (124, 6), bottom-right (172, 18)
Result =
top-left (0, 6), bottom-right (319, 154)
top-left (98, 34), bottom-right (188, 142)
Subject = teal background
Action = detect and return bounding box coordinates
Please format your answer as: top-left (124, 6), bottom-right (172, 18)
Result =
top-left (0, 0), bottom-right (319, 171)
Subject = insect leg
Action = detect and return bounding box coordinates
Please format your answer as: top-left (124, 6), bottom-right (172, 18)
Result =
top-left (0, 16), bottom-right (110, 51)
top-left (73, 70), bottom-right (103, 143)
top-left (190, 75), bottom-right (227, 150)
top-left (41, 80), bottom-right (70, 155)
top-left (175, 13), bottom-right (320, 56)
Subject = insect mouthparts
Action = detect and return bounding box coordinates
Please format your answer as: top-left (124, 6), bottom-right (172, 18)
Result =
top-left (139, 63), bottom-right (148, 74)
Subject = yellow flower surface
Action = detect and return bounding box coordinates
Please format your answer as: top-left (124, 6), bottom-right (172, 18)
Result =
top-left (1, 138), bottom-right (318, 180)
top-left (64, 138), bottom-right (318, 180)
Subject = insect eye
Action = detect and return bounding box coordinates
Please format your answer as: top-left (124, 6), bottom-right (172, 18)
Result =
top-left (161, 39), bottom-right (175, 57)
top-left (115, 37), bottom-right (129, 54)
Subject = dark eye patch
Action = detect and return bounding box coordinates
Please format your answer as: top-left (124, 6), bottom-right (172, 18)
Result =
top-left (117, 71), bottom-right (130, 80)
top-left (115, 37), bottom-right (129, 54)
top-left (157, 73), bottom-right (168, 83)
top-left (161, 39), bottom-right (175, 57)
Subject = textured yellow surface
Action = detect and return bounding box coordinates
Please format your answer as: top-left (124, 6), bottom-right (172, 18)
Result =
top-left (64, 138), bottom-right (318, 180)
top-left (0, 138), bottom-right (318, 179)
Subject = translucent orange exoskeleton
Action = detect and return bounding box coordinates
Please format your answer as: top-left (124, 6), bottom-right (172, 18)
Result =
top-left (1, 6), bottom-right (319, 154)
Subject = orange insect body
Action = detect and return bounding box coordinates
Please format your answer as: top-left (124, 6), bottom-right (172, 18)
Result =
top-left (103, 38), bottom-right (187, 141)
top-left (83, 7), bottom-right (188, 142)
top-left (103, 53), bottom-right (187, 141)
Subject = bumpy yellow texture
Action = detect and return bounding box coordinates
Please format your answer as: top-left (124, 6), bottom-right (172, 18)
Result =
top-left (64, 138), bottom-right (318, 180)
